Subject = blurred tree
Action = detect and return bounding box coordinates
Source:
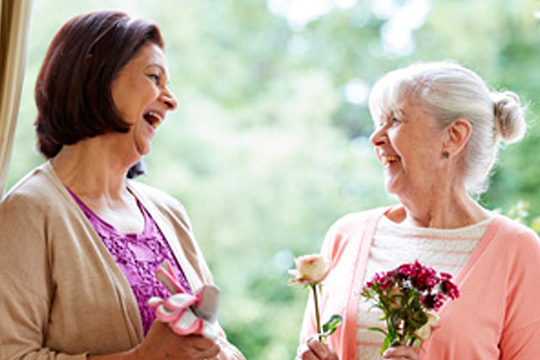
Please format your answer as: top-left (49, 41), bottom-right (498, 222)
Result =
top-left (7, 0), bottom-right (540, 358)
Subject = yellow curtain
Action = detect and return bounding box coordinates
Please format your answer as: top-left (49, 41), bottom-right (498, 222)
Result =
top-left (0, 0), bottom-right (32, 196)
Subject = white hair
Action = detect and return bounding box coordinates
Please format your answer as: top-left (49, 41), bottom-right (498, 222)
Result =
top-left (369, 61), bottom-right (527, 195)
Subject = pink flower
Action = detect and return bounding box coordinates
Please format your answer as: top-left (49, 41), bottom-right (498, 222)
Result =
top-left (441, 279), bottom-right (460, 300)
top-left (289, 254), bottom-right (330, 285)
top-left (398, 263), bottom-right (417, 277)
top-left (366, 273), bottom-right (381, 288)
top-left (360, 260), bottom-right (460, 353)
top-left (440, 272), bottom-right (453, 281)
top-left (379, 272), bottom-right (396, 291)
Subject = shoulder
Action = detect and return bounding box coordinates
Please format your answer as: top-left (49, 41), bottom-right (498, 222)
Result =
top-left (0, 164), bottom-right (62, 217)
top-left (489, 214), bottom-right (540, 264)
top-left (491, 215), bottom-right (540, 247)
top-left (128, 180), bottom-right (191, 227)
top-left (0, 164), bottom-right (72, 253)
top-left (129, 180), bottom-right (187, 212)
top-left (321, 206), bottom-right (388, 258)
top-left (326, 206), bottom-right (389, 239)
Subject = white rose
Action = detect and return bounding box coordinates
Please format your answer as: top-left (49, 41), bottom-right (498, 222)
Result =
top-left (289, 254), bottom-right (329, 284)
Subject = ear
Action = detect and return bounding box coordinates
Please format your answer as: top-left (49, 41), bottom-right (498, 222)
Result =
top-left (444, 118), bottom-right (472, 157)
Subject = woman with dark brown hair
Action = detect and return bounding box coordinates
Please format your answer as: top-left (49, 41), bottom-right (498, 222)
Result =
top-left (0, 10), bottom-right (244, 360)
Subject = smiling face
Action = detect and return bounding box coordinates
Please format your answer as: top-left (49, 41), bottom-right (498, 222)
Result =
top-left (111, 42), bottom-right (177, 158)
top-left (370, 94), bottom-right (446, 199)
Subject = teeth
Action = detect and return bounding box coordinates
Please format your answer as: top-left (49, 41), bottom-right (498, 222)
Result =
top-left (382, 155), bottom-right (399, 165)
top-left (145, 111), bottom-right (163, 128)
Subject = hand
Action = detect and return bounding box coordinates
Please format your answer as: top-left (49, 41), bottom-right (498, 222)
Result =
top-left (134, 321), bottom-right (221, 360)
top-left (296, 336), bottom-right (339, 360)
top-left (382, 346), bottom-right (420, 360)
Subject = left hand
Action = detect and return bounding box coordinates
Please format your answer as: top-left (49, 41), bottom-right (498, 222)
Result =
top-left (382, 346), bottom-right (420, 360)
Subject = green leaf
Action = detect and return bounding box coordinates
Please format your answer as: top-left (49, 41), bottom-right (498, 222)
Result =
top-left (381, 336), bottom-right (391, 354)
top-left (366, 327), bottom-right (388, 336)
top-left (322, 314), bottom-right (343, 336)
top-left (388, 322), bottom-right (395, 338)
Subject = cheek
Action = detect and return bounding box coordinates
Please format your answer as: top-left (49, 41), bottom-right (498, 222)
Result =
top-left (137, 85), bottom-right (160, 105)
top-left (112, 83), bottom-right (139, 115)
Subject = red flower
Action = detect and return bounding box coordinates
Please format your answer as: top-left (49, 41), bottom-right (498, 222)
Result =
top-left (398, 263), bottom-right (417, 277)
top-left (360, 260), bottom-right (460, 353)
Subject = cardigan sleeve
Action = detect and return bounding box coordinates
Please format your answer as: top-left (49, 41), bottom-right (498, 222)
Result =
top-left (499, 227), bottom-right (540, 360)
top-left (0, 191), bottom-right (87, 360)
top-left (298, 211), bottom-right (373, 355)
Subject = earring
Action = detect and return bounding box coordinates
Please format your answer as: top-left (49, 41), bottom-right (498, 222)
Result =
top-left (442, 151), bottom-right (450, 159)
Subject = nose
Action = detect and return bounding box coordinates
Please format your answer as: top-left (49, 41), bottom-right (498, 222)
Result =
top-left (161, 87), bottom-right (178, 111)
top-left (369, 124), bottom-right (386, 147)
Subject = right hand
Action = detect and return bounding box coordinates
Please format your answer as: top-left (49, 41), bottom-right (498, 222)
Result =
top-left (134, 321), bottom-right (221, 360)
top-left (296, 336), bottom-right (339, 360)
top-left (382, 345), bottom-right (421, 360)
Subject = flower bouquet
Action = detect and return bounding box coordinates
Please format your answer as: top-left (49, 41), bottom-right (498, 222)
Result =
top-left (360, 260), bottom-right (460, 353)
top-left (289, 254), bottom-right (343, 344)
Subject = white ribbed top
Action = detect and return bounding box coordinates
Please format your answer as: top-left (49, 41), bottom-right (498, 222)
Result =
top-left (356, 215), bottom-right (492, 360)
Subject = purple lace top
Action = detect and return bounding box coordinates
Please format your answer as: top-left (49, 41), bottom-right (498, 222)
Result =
top-left (67, 188), bottom-right (192, 335)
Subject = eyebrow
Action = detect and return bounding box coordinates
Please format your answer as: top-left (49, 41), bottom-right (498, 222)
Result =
top-left (145, 63), bottom-right (166, 74)
top-left (145, 63), bottom-right (171, 85)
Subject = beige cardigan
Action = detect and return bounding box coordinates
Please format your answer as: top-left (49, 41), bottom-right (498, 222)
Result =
top-left (0, 162), bottom-right (243, 360)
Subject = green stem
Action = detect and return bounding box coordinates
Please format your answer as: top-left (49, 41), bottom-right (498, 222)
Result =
top-left (312, 284), bottom-right (322, 342)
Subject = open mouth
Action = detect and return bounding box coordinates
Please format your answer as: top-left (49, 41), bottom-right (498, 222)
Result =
top-left (143, 111), bottom-right (163, 129)
top-left (382, 155), bottom-right (400, 166)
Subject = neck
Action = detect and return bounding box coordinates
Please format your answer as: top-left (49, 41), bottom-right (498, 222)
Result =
top-left (390, 183), bottom-right (489, 229)
top-left (51, 135), bottom-right (138, 200)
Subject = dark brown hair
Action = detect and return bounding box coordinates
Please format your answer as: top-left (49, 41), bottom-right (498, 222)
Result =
top-left (35, 10), bottom-right (164, 158)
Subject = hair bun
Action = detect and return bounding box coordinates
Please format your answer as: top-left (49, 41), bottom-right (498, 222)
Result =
top-left (492, 91), bottom-right (526, 144)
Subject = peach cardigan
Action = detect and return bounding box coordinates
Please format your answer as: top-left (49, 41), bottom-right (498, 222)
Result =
top-left (0, 162), bottom-right (243, 360)
top-left (299, 207), bottom-right (540, 359)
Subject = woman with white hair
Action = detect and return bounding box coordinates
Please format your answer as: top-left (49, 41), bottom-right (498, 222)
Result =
top-left (296, 61), bottom-right (540, 360)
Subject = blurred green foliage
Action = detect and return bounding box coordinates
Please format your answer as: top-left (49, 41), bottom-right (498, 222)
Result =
top-left (498, 200), bottom-right (540, 233)
top-left (7, 0), bottom-right (540, 358)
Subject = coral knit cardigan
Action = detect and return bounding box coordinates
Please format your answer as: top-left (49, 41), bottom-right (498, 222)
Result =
top-left (299, 207), bottom-right (540, 360)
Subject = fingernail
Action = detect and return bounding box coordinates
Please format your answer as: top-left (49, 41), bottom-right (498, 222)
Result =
top-left (320, 346), bottom-right (328, 357)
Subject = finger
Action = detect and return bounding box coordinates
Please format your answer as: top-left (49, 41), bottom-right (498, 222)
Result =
top-left (382, 345), bottom-right (420, 359)
top-left (297, 342), bottom-right (322, 360)
top-left (186, 334), bottom-right (217, 349)
top-left (296, 344), bottom-right (309, 360)
top-left (301, 351), bottom-right (321, 360)
top-left (306, 337), bottom-right (329, 358)
top-left (327, 348), bottom-right (339, 360)
top-left (194, 342), bottom-right (220, 358)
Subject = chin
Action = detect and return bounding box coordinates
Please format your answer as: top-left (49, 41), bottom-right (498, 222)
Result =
top-left (136, 141), bottom-right (152, 156)
top-left (384, 181), bottom-right (402, 197)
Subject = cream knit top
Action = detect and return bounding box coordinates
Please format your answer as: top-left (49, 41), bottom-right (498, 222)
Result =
top-left (356, 215), bottom-right (493, 360)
